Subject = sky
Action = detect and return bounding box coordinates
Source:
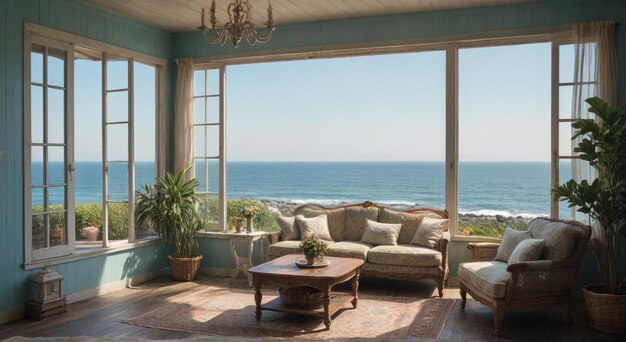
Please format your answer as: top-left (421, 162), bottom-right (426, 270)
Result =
top-left (36, 42), bottom-right (574, 162)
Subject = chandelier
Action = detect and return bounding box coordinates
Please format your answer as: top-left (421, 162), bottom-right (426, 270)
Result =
top-left (198, 0), bottom-right (276, 48)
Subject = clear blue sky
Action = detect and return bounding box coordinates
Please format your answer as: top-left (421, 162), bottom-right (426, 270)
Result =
top-left (37, 42), bottom-right (573, 162)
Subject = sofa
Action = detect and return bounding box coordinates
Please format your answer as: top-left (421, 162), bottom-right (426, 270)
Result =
top-left (266, 201), bottom-right (450, 297)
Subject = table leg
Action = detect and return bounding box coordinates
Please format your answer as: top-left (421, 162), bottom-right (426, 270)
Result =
top-left (351, 269), bottom-right (360, 309)
top-left (246, 240), bottom-right (255, 287)
top-left (229, 239), bottom-right (239, 285)
top-left (254, 280), bottom-right (263, 322)
top-left (322, 285), bottom-right (332, 329)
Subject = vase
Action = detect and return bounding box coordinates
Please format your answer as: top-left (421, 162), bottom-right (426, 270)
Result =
top-left (246, 217), bottom-right (254, 232)
top-left (305, 255), bottom-right (316, 265)
top-left (233, 218), bottom-right (243, 233)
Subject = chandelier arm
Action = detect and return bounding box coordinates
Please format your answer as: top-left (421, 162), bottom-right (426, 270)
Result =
top-left (202, 25), bottom-right (229, 45)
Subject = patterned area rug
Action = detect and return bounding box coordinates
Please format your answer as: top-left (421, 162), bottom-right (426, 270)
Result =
top-left (122, 286), bottom-right (456, 339)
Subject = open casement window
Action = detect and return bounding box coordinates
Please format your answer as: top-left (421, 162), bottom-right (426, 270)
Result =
top-left (25, 35), bottom-right (76, 262)
top-left (193, 67), bottom-right (226, 231)
top-left (551, 41), bottom-right (596, 222)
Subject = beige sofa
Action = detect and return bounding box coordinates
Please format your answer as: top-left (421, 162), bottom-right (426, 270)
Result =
top-left (266, 201), bottom-right (450, 297)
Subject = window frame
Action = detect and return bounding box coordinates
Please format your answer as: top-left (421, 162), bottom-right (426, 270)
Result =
top-left (23, 23), bottom-right (167, 266)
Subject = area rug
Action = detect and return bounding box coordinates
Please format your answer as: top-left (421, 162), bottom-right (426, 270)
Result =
top-left (122, 286), bottom-right (456, 339)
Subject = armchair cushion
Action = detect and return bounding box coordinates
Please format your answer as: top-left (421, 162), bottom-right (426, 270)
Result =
top-left (529, 219), bottom-right (577, 261)
top-left (368, 245), bottom-right (442, 267)
top-left (326, 241), bottom-right (372, 261)
top-left (458, 261), bottom-right (510, 299)
top-left (276, 215), bottom-right (300, 241)
top-left (495, 227), bottom-right (531, 262)
top-left (508, 238), bottom-right (544, 264)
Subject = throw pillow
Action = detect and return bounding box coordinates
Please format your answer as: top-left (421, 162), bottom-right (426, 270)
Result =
top-left (508, 238), bottom-right (545, 264)
top-left (276, 215), bottom-right (300, 241)
top-left (410, 217), bottom-right (449, 249)
top-left (495, 227), bottom-right (532, 262)
top-left (296, 214), bottom-right (333, 241)
top-left (360, 219), bottom-right (402, 246)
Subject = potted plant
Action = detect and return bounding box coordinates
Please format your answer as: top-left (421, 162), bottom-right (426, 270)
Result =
top-left (240, 200), bottom-right (264, 232)
top-left (80, 226), bottom-right (99, 242)
top-left (136, 170), bottom-right (203, 281)
top-left (553, 97), bottom-right (626, 334)
top-left (299, 234), bottom-right (329, 265)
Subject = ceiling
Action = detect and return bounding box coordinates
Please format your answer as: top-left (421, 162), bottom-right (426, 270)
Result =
top-left (83, 0), bottom-right (534, 33)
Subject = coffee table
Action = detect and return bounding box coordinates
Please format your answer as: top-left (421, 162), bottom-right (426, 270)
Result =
top-left (249, 254), bottom-right (364, 329)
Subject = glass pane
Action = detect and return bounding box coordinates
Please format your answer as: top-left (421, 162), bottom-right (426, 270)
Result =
top-left (31, 146), bottom-right (44, 186)
top-left (32, 187), bottom-right (44, 213)
top-left (133, 61), bottom-right (156, 183)
top-left (559, 122), bottom-right (574, 157)
top-left (106, 123), bottom-right (128, 161)
top-left (194, 159), bottom-right (219, 194)
top-left (207, 159), bottom-right (219, 193)
top-left (194, 69), bottom-right (205, 96)
top-left (206, 69), bottom-right (220, 95)
top-left (32, 214), bottom-right (47, 250)
top-left (206, 96), bottom-right (220, 124)
top-left (31, 85), bottom-right (44, 143)
top-left (48, 88), bottom-right (65, 143)
top-left (194, 98), bottom-right (205, 124)
top-left (48, 186), bottom-right (65, 210)
top-left (194, 126), bottom-right (206, 158)
top-left (106, 90), bottom-right (129, 123)
top-left (205, 125), bottom-right (220, 157)
top-left (107, 162), bottom-right (129, 201)
top-left (31, 49), bottom-right (44, 84)
top-left (49, 211), bottom-right (67, 247)
top-left (559, 85), bottom-right (573, 119)
top-left (108, 201), bottom-right (129, 241)
top-left (47, 49), bottom-right (65, 87)
top-left (48, 147), bottom-right (65, 185)
top-left (106, 60), bottom-right (128, 90)
top-left (559, 44), bottom-right (575, 84)
top-left (198, 193), bottom-right (219, 231)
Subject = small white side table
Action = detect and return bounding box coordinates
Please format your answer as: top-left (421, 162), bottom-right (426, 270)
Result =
top-left (228, 231), bottom-right (268, 287)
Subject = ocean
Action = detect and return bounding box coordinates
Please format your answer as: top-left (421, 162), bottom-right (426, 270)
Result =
top-left (32, 161), bottom-right (571, 217)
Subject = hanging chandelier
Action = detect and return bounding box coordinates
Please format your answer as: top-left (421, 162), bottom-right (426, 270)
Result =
top-left (198, 0), bottom-right (276, 48)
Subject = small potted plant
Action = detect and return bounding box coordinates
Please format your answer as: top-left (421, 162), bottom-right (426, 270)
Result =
top-left (231, 217), bottom-right (244, 233)
top-left (299, 234), bottom-right (329, 265)
top-left (241, 201), bottom-right (263, 232)
top-left (81, 226), bottom-right (99, 242)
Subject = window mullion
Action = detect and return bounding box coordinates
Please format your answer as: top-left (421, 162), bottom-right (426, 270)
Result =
top-left (128, 59), bottom-right (136, 243)
top-left (550, 41), bottom-right (560, 218)
top-left (102, 52), bottom-right (109, 248)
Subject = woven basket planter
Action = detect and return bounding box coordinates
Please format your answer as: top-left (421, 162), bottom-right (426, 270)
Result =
top-left (278, 286), bottom-right (323, 308)
top-left (168, 255), bottom-right (203, 281)
top-left (583, 284), bottom-right (626, 334)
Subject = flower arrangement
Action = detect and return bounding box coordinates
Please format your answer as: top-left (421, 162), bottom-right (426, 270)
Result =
top-left (299, 234), bottom-right (329, 261)
top-left (241, 202), bottom-right (263, 218)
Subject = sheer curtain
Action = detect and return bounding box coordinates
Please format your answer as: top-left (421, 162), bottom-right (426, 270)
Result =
top-left (174, 58), bottom-right (195, 179)
top-left (570, 21), bottom-right (618, 221)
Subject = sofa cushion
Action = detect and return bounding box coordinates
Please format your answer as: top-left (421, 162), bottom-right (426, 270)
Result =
top-left (267, 240), bottom-right (305, 257)
top-left (360, 219), bottom-right (402, 246)
top-left (368, 244), bottom-right (442, 267)
top-left (299, 207), bottom-right (345, 241)
top-left (495, 227), bottom-right (531, 262)
top-left (296, 214), bottom-right (333, 241)
top-left (276, 215), bottom-right (300, 241)
top-left (529, 219), bottom-right (578, 261)
top-left (458, 261), bottom-right (510, 299)
top-left (410, 217), bottom-right (449, 249)
top-left (379, 208), bottom-right (444, 245)
top-left (326, 241), bottom-right (372, 261)
top-left (508, 238), bottom-right (544, 264)
top-left (343, 206), bottom-right (380, 241)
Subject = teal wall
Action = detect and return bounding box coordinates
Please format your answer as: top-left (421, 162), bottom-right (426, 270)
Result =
top-left (0, 0), bottom-right (172, 317)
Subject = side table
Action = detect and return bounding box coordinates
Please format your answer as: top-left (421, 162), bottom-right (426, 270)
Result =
top-left (229, 231), bottom-right (267, 287)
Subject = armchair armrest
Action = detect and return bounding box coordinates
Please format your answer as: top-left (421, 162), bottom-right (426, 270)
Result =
top-left (266, 231), bottom-right (282, 244)
top-left (467, 242), bottom-right (500, 262)
top-left (506, 260), bottom-right (553, 273)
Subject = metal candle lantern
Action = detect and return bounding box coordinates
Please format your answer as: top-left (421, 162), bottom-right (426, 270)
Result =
top-left (27, 266), bottom-right (67, 319)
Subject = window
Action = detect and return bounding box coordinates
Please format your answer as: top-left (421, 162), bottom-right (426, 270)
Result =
top-left (25, 26), bottom-right (165, 263)
top-left (193, 67), bottom-right (225, 231)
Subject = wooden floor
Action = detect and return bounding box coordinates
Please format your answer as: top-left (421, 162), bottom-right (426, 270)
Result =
top-left (0, 275), bottom-right (621, 341)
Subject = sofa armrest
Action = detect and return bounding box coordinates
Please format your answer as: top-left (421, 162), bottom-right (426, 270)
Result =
top-left (506, 260), bottom-right (553, 272)
top-left (266, 231), bottom-right (282, 244)
top-left (467, 242), bottom-right (500, 262)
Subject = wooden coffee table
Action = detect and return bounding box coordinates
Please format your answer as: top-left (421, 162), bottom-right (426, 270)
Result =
top-left (249, 254), bottom-right (364, 329)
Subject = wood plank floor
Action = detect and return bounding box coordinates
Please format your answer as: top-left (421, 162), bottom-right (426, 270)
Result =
top-left (0, 275), bottom-right (622, 341)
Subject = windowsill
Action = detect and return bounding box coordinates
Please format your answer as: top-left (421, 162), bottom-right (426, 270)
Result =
top-left (194, 230), bottom-right (273, 239)
top-left (24, 237), bottom-right (161, 270)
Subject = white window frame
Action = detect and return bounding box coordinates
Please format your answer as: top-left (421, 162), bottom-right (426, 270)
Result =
top-left (23, 23), bottom-right (167, 266)
top-left (193, 66), bottom-right (227, 232)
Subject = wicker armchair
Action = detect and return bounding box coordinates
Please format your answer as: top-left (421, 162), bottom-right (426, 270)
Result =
top-left (459, 218), bottom-right (591, 336)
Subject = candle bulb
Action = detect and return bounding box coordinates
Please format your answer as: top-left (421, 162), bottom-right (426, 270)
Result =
top-left (267, 1), bottom-right (273, 26)
top-left (210, 0), bottom-right (217, 28)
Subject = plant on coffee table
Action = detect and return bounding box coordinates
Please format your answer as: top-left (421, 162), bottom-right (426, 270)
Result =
top-left (299, 234), bottom-right (329, 264)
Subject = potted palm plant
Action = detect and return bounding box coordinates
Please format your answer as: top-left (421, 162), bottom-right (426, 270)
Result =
top-left (553, 97), bottom-right (626, 334)
top-left (136, 170), bottom-right (203, 281)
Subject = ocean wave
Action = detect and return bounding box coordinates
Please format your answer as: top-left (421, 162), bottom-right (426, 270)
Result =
top-left (458, 209), bottom-right (548, 218)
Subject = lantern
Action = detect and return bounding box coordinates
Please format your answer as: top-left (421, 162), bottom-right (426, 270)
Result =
top-left (27, 267), bottom-right (67, 319)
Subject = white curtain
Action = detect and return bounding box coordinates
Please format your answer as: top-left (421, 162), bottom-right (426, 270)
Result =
top-left (571, 21), bottom-right (618, 222)
top-left (174, 58), bottom-right (195, 179)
